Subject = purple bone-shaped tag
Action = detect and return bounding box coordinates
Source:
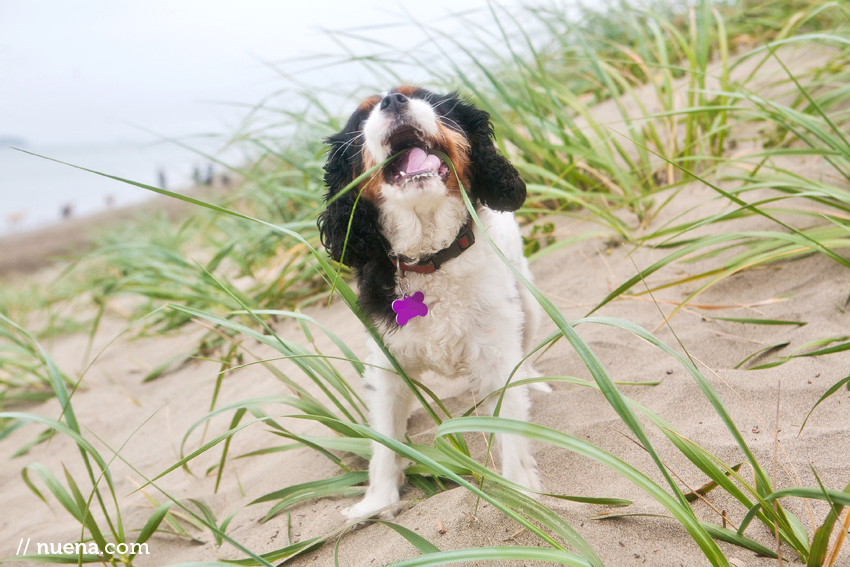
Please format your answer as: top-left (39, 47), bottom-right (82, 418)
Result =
top-left (391, 291), bottom-right (428, 326)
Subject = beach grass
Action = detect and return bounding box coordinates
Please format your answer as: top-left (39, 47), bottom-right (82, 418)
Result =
top-left (2, 0), bottom-right (850, 565)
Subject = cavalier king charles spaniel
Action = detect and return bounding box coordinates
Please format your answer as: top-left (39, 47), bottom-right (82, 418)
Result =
top-left (318, 86), bottom-right (546, 519)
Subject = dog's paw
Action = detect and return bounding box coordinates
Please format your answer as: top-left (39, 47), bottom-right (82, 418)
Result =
top-left (529, 381), bottom-right (552, 393)
top-left (504, 455), bottom-right (542, 498)
top-left (523, 366), bottom-right (552, 393)
top-left (341, 491), bottom-right (399, 521)
top-left (341, 500), bottom-right (382, 521)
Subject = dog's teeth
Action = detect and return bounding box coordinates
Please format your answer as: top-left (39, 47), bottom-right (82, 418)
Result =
top-left (399, 171), bottom-right (406, 176)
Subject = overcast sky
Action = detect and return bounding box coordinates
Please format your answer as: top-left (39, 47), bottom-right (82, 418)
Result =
top-left (0, 0), bottom-right (526, 147)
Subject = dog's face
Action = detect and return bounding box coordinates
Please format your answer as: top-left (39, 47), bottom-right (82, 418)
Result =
top-left (319, 86), bottom-right (526, 268)
top-left (356, 86), bottom-right (471, 208)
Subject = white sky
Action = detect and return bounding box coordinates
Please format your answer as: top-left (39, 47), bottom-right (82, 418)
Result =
top-left (0, 0), bottom-right (525, 146)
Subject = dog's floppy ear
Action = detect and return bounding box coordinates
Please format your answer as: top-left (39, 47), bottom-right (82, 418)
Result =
top-left (444, 94), bottom-right (526, 212)
top-left (317, 131), bottom-right (385, 269)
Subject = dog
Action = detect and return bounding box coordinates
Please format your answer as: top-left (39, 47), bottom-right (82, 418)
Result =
top-left (318, 86), bottom-right (545, 519)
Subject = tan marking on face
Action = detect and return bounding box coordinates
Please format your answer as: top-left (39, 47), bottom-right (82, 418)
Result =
top-left (357, 92), bottom-right (472, 201)
top-left (357, 95), bottom-right (381, 113)
top-left (359, 154), bottom-right (385, 202)
top-left (393, 85), bottom-right (419, 98)
top-left (436, 122), bottom-right (471, 196)
top-left (354, 95), bottom-right (385, 202)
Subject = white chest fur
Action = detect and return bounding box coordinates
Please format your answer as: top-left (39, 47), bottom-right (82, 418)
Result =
top-left (379, 209), bottom-right (528, 379)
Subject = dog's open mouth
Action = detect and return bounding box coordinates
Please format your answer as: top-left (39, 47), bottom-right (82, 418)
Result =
top-left (384, 127), bottom-right (449, 185)
top-left (387, 147), bottom-right (449, 185)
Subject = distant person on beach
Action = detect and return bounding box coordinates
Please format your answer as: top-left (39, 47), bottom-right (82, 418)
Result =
top-left (6, 210), bottom-right (26, 226)
top-left (158, 168), bottom-right (167, 190)
top-left (61, 203), bottom-right (74, 219)
top-left (192, 165), bottom-right (201, 185)
top-left (221, 172), bottom-right (231, 188)
top-left (204, 164), bottom-right (214, 186)
top-left (105, 194), bottom-right (115, 208)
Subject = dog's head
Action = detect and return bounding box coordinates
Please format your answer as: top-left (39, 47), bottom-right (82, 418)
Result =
top-left (318, 86), bottom-right (526, 268)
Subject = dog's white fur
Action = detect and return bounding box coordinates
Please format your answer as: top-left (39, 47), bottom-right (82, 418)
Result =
top-left (341, 94), bottom-right (544, 520)
top-left (363, 97), bottom-right (441, 164)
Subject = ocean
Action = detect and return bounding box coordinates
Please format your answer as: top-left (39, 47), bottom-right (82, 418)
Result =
top-left (0, 139), bottom-right (240, 236)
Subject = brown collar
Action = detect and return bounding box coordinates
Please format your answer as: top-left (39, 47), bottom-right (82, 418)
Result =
top-left (395, 218), bottom-right (475, 274)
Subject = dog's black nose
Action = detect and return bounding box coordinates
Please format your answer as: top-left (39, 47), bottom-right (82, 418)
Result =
top-left (380, 92), bottom-right (408, 114)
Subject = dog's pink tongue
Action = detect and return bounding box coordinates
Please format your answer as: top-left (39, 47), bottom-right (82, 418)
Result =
top-left (400, 147), bottom-right (441, 175)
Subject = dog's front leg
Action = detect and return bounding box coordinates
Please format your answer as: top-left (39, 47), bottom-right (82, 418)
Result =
top-left (342, 351), bottom-right (414, 520)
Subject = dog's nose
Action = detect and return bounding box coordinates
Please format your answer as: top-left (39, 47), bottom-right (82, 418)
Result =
top-left (380, 92), bottom-right (408, 114)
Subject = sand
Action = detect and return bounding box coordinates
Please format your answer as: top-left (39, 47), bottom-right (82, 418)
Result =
top-left (0, 194), bottom-right (205, 275)
top-left (0, 175), bottom-right (238, 275)
top-left (1, 48), bottom-right (849, 567)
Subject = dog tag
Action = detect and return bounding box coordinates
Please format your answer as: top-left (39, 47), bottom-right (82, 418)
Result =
top-left (392, 291), bottom-right (428, 326)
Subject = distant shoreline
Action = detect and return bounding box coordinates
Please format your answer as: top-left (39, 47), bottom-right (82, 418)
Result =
top-left (1, 140), bottom-right (239, 242)
top-left (0, 187), bottom-right (215, 276)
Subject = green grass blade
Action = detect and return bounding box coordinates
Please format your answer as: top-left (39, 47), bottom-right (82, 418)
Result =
top-left (807, 472), bottom-right (850, 567)
top-left (482, 483), bottom-right (605, 567)
top-left (384, 546), bottom-right (592, 567)
top-left (709, 317), bottom-right (806, 327)
top-left (437, 417), bottom-right (728, 566)
top-left (372, 520), bottom-right (441, 555)
top-left (799, 373), bottom-right (850, 435)
top-left (135, 501), bottom-right (174, 548)
top-left (700, 523), bottom-right (777, 558)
